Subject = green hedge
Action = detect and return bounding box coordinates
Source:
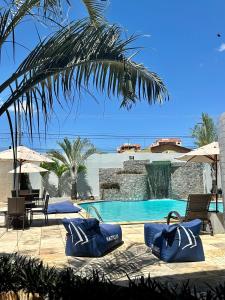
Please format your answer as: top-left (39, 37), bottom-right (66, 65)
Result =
top-left (0, 253), bottom-right (223, 299)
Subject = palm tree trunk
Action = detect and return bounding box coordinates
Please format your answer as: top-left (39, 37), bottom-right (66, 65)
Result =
top-left (71, 181), bottom-right (77, 200)
top-left (71, 167), bottom-right (78, 200)
top-left (58, 177), bottom-right (62, 197)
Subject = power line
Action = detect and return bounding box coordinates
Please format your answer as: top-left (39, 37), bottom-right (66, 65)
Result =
top-left (0, 131), bottom-right (194, 139)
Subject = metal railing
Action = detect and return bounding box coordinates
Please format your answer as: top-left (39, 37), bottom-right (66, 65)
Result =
top-left (86, 205), bottom-right (104, 223)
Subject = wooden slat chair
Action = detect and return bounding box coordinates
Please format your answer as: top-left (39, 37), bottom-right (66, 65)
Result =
top-left (6, 197), bottom-right (26, 230)
top-left (167, 194), bottom-right (213, 235)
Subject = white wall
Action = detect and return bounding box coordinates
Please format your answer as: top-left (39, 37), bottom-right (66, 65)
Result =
top-left (0, 161), bottom-right (14, 207)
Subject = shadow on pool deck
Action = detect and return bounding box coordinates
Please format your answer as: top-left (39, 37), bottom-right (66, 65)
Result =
top-left (2, 213), bottom-right (225, 290)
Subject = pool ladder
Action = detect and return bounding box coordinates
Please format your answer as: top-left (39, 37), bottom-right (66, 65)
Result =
top-left (86, 205), bottom-right (104, 223)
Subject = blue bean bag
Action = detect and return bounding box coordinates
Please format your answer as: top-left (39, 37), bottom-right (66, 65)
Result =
top-left (47, 200), bottom-right (81, 214)
top-left (144, 219), bottom-right (205, 262)
top-left (62, 218), bottom-right (122, 257)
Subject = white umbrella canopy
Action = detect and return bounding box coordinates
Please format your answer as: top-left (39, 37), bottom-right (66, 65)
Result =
top-left (0, 146), bottom-right (53, 163)
top-left (9, 162), bottom-right (48, 174)
top-left (176, 142), bottom-right (219, 164)
top-left (176, 141), bottom-right (220, 212)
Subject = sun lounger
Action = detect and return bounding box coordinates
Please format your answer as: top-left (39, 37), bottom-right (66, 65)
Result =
top-left (167, 194), bottom-right (213, 235)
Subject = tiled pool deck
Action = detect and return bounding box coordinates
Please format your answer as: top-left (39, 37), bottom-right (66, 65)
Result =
top-left (1, 211), bottom-right (225, 290)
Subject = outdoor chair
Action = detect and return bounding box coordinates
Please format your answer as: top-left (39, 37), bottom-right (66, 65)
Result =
top-left (62, 218), bottom-right (123, 257)
top-left (30, 194), bottom-right (50, 225)
top-left (144, 219), bottom-right (205, 262)
top-left (167, 194), bottom-right (213, 235)
top-left (12, 190), bottom-right (36, 208)
top-left (32, 189), bottom-right (40, 198)
top-left (6, 197), bottom-right (26, 230)
top-left (34, 188), bottom-right (46, 206)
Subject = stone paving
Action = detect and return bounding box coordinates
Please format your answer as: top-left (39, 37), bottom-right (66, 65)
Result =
top-left (1, 212), bottom-right (225, 290)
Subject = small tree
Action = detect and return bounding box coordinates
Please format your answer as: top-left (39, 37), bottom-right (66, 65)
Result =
top-left (41, 159), bottom-right (68, 197)
top-left (191, 113), bottom-right (218, 147)
top-left (50, 138), bottom-right (97, 199)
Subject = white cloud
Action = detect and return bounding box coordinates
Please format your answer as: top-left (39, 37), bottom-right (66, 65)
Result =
top-left (218, 43), bottom-right (225, 52)
top-left (143, 34), bottom-right (151, 38)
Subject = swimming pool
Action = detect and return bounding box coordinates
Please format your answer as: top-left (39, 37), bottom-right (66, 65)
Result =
top-left (79, 199), bottom-right (223, 222)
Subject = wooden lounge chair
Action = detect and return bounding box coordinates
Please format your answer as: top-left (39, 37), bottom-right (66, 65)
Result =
top-left (167, 194), bottom-right (213, 235)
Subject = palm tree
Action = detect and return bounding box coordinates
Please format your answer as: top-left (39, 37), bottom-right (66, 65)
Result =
top-left (191, 113), bottom-right (218, 147)
top-left (0, 0), bottom-right (168, 152)
top-left (191, 113), bottom-right (218, 193)
top-left (41, 159), bottom-right (69, 196)
top-left (49, 137), bottom-right (97, 199)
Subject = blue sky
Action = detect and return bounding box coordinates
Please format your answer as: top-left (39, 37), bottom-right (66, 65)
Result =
top-left (0, 0), bottom-right (225, 152)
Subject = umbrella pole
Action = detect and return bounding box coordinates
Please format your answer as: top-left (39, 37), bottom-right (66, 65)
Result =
top-left (16, 160), bottom-right (22, 197)
top-left (215, 155), bottom-right (218, 213)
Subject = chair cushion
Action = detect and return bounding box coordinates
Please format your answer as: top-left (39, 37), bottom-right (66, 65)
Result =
top-left (47, 200), bottom-right (81, 214)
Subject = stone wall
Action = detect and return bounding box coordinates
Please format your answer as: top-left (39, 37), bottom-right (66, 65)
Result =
top-left (101, 174), bottom-right (148, 200)
top-left (123, 160), bottom-right (149, 173)
top-left (171, 162), bottom-right (205, 199)
top-left (99, 160), bottom-right (149, 200)
top-left (99, 168), bottom-right (123, 186)
top-left (99, 159), bottom-right (206, 201)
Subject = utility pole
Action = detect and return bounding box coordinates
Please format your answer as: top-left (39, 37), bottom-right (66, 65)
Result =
top-left (17, 101), bottom-right (22, 146)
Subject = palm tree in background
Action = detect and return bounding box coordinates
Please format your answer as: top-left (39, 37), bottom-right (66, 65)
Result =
top-left (41, 159), bottom-right (69, 196)
top-left (191, 113), bottom-right (218, 147)
top-left (191, 112), bottom-right (218, 193)
top-left (0, 0), bottom-right (168, 152)
top-left (49, 137), bottom-right (97, 199)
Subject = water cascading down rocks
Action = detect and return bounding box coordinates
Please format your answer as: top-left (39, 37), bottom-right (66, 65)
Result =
top-left (146, 161), bottom-right (172, 199)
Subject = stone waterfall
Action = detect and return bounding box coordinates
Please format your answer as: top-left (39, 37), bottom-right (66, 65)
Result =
top-left (146, 161), bottom-right (172, 199)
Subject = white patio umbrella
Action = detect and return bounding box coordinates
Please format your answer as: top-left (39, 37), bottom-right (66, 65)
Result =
top-left (176, 141), bottom-right (219, 211)
top-left (0, 145), bottom-right (53, 193)
top-left (9, 162), bottom-right (48, 174)
top-left (0, 146), bottom-right (53, 163)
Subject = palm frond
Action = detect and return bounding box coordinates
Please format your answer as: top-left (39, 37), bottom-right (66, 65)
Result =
top-left (191, 113), bottom-right (218, 147)
top-left (81, 147), bottom-right (97, 161)
top-left (49, 150), bottom-right (69, 166)
top-left (0, 0), bottom-right (66, 49)
top-left (57, 138), bottom-right (73, 162)
top-left (81, 0), bottom-right (106, 25)
top-left (0, 20), bottom-right (168, 133)
top-left (50, 137), bottom-right (97, 168)
top-left (41, 159), bottom-right (69, 177)
top-left (77, 164), bottom-right (86, 173)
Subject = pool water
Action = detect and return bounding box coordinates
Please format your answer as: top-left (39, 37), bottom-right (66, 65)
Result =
top-left (79, 199), bottom-right (223, 222)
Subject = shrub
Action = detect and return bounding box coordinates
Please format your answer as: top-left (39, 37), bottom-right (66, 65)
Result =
top-left (0, 253), bottom-right (225, 299)
top-left (100, 183), bottom-right (120, 190)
